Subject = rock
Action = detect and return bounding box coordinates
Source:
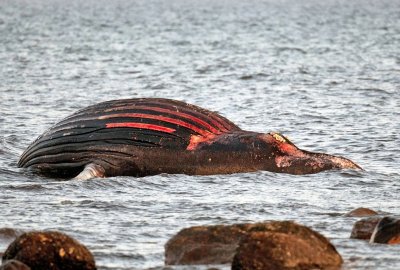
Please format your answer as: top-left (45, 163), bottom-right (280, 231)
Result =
top-left (2, 231), bottom-right (96, 270)
top-left (232, 231), bottom-right (342, 270)
top-left (0, 260), bottom-right (31, 270)
top-left (165, 223), bottom-right (246, 265)
top-left (370, 217), bottom-right (400, 244)
top-left (350, 217), bottom-right (382, 240)
top-left (165, 221), bottom-right (342, 267)
top-left (344, 207), bottom-right (378, 217)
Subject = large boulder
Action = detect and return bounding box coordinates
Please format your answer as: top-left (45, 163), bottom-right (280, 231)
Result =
top-left (1, 231), bottom-right (96, 270)
top-left (350, 217), bottom-right (382, 240)
top-left (370, 217), bottom-right (400, 244)
top-left (165, 223), bottom-right (248, 265)
top-left (232, 230), bottom-right (342, 270)
top-left (165, 221), bottom-right (342, 268)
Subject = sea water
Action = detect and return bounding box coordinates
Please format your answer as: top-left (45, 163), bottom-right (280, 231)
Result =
top-left (1, 0), bottom-right (399, 269)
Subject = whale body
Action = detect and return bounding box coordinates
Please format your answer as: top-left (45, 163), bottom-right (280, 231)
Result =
top-left (18, 98), bottom-right (361, 179)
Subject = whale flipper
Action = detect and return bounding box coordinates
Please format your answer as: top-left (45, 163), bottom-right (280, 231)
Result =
top-left (73, 163), bottom-right (105, 180)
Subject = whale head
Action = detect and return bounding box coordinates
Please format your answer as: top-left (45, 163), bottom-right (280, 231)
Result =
top-left (261, 132), bottom-right (362, 175)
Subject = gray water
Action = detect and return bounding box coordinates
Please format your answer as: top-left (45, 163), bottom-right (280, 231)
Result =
top-left (1, 0), bottom-right (400, 269)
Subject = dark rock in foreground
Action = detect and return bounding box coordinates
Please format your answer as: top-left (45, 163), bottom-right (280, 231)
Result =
top-left (370, 217), bottom-right (400, 245)
top-left (344, 207), bottom-right (378, 217)
top-left (232, 230), bottom-right (342, 270)
top-left (350, 217), bottom-right (382, 240)
top-left (1, 231), bottom-right (96, 270)
top-left (165, 221), bottom-right (342, 269)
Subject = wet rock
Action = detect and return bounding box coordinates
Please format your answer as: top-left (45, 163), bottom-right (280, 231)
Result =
top-left (232, 231), bottom-right (342, 270)
top-left (370, 217), bottom-right (400, 244)
top-left (0, 260), bottom-right (30, 270)
top-left (165, 221), bottom-right (342, 267)
top-left (2, 231), bottom-right (96, 270)
top-left (344, 207), bottom-right (378, 217)
top-left (165, 224), bottom-right (245, 265)
top-left (350, 217), bottom-right (382, 240)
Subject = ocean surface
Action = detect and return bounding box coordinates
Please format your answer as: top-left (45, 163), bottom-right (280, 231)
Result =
top-left (1, 0), bottom-right (399, 269)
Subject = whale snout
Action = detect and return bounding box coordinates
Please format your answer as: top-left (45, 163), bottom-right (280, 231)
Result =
top-left (322, 154), bottom-right (362, 170)
top-left (261, 132), bottom-right (361, 175)
top-left (275, 152), bottom-right (362, 175)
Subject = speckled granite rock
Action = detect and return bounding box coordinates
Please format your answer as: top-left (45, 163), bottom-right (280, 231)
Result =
top-left (2, 231), bottom-right (96, 270)
top-left (165, 221), bottom-right (342, 268)
top-left (232, 230), bottom-right (342, 270)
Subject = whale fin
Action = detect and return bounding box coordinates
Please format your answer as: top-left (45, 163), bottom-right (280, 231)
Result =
top-left (73, 163), bottom-right (105, 180)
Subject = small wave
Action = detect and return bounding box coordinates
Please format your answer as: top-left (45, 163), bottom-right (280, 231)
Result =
top-left (276, 46), bottom-right (307, 54)
top-left (339, 170), bottom-right (366, 178)
top-left (94, 251), bottom-right (146, 260)
top-left (58, 198), bottom-right (131, 211)
top-left (357, 88), bottom-right (394, 95)
top-left (308, 211), bottom-right (344, 217)
top-left (239, 72), bottom-right (269, 80)
top-left (2, 183), bottom-right (46, 191)
top-left (0, 227), bottom-right (23, 239)
top-left (0, 168), bottom-right (22, 178)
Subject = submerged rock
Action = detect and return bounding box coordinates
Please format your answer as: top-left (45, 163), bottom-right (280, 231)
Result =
top-left (2, 231), bottom-right (96, 270)
top-left (232, 231), bottom-right (342, 270)
top-left (165, 221), bottom-right (342, 268)
top-left (350, 217), bottom-right (382, 240)
top-left (370, 217), bottom-right (400, 245)
top-left (0, 260), bottom-right (31, 270)
top-left (344, 207), bottom-right (378, 217)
